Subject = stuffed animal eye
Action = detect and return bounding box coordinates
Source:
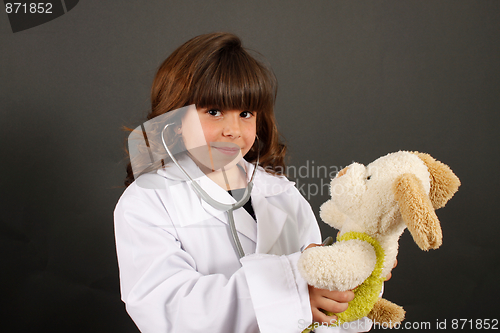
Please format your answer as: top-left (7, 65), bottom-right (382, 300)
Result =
top-left (366, 175), bottom-right (371, 180)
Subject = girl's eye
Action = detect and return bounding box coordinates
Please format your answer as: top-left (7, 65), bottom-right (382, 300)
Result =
top-left (208, 109), bottom-right (222, 117)
top-left (240, 111), bottom-right (254, 119)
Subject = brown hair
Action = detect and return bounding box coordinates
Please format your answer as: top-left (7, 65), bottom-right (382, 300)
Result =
top-left (124, 32), bottom-right (287, 186)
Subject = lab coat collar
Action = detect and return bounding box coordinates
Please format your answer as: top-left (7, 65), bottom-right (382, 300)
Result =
top-left (157, 154), bottom-right (296, 197)
top-left (157, 154), bottom-right (297, 254)
top-left (157, 155), bottom-right (258, 242)
top-left (156, 153), bottom-right (205, 181)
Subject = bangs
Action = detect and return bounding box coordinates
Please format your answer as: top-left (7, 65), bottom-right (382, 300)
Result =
top-left (190, 49), bottom-right (277, 113)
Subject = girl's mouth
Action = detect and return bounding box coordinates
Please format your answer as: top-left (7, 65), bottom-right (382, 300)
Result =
top-left (211, 144), bottom-right (241, 155)
top-left (212, 146), bottom-right (240, 155)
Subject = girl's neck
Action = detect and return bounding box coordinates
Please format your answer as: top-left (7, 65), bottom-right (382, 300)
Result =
top-left (206, 165), bottom-right (247, 190)
top-left (192, 156), bottom-right (247, 190)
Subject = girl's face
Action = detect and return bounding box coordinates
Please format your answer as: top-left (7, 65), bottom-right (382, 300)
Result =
top-left (180, 105), bottom-right (257, 172)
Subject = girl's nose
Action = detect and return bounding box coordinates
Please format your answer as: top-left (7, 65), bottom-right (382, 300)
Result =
top-left (222, 113), bottom-right (241, 138)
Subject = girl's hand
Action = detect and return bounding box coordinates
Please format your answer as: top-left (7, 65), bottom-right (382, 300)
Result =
top-left (304, 243), bottom-right (354, 325)
top-left (384, 259), bottom-right (398, 281)
top-left (308, 285), bottom-right (354, 325)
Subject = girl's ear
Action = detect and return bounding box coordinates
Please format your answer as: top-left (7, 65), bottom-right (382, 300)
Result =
top-left (393, 173), bottom-right (443, 251)
top-left (175, 126), bottom-right (182, 134)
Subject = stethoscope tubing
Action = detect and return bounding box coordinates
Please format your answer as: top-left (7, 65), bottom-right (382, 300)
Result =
top-left (160, 123), bottom-right (259, 259)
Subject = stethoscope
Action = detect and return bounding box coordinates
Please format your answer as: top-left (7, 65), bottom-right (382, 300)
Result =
top-left (161, 123), bottom-right (258, 259)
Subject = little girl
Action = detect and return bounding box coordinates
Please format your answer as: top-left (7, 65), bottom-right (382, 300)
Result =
top-left (115, 32), bottom-right (371, 333)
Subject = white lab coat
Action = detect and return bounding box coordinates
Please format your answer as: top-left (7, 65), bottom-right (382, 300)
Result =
top-left (114, 155), bottom-right (372, 333)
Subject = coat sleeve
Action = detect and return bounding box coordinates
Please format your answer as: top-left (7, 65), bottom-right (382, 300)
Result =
top-left (241, 186), bottom-right (322, 332)
top-left (242, 186), bottom-right (374, 333)
top-left (114, 184), bottom-right (320, 333)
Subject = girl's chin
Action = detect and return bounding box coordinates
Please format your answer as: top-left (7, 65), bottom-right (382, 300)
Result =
top-left (189, 153), bottom-right (242, 172)
top-left (186, 144), bottom-right (248, 173)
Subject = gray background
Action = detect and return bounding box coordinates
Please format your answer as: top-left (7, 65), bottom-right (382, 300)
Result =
top-left (1, 1), bottom-right (499, 332)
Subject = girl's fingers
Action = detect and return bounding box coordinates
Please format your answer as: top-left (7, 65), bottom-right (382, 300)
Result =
top-left (303, 243), bottom-right (321, 251)
top-left (311, 307), bottom-right (337, 326)
top-left (309, 286), bottom-right (353, 325)
top-left (385, 259), bottom-right (398, 281)
top-left (322, 289), bottom-right (355, 303)
top-left (318, 295), bottom-right (349, 314)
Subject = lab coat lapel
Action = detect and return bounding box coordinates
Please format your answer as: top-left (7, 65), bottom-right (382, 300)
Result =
top-left (197, 177), bottom-right (257, 243)
top-left (168, 181), bottom-right (219, 227)
top-left (160, 156), bottom-right (296, 247)
top-left (167, 177), bottom-right (258, 243)
top-left (252, 191), bottom-right (287, 254)
top-left (248, 164), bottom-right (297, 254)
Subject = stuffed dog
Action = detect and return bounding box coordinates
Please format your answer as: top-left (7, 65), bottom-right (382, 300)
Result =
top-left (298, 151), bottom-right (460, 330)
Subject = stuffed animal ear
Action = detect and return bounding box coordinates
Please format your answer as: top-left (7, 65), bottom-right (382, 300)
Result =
top-left (411, 152), bottom-right (460, 209)
top-left (336, 167), bottom-right (348, 178)
top-left (393, 173), bottom-right (442, 251)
